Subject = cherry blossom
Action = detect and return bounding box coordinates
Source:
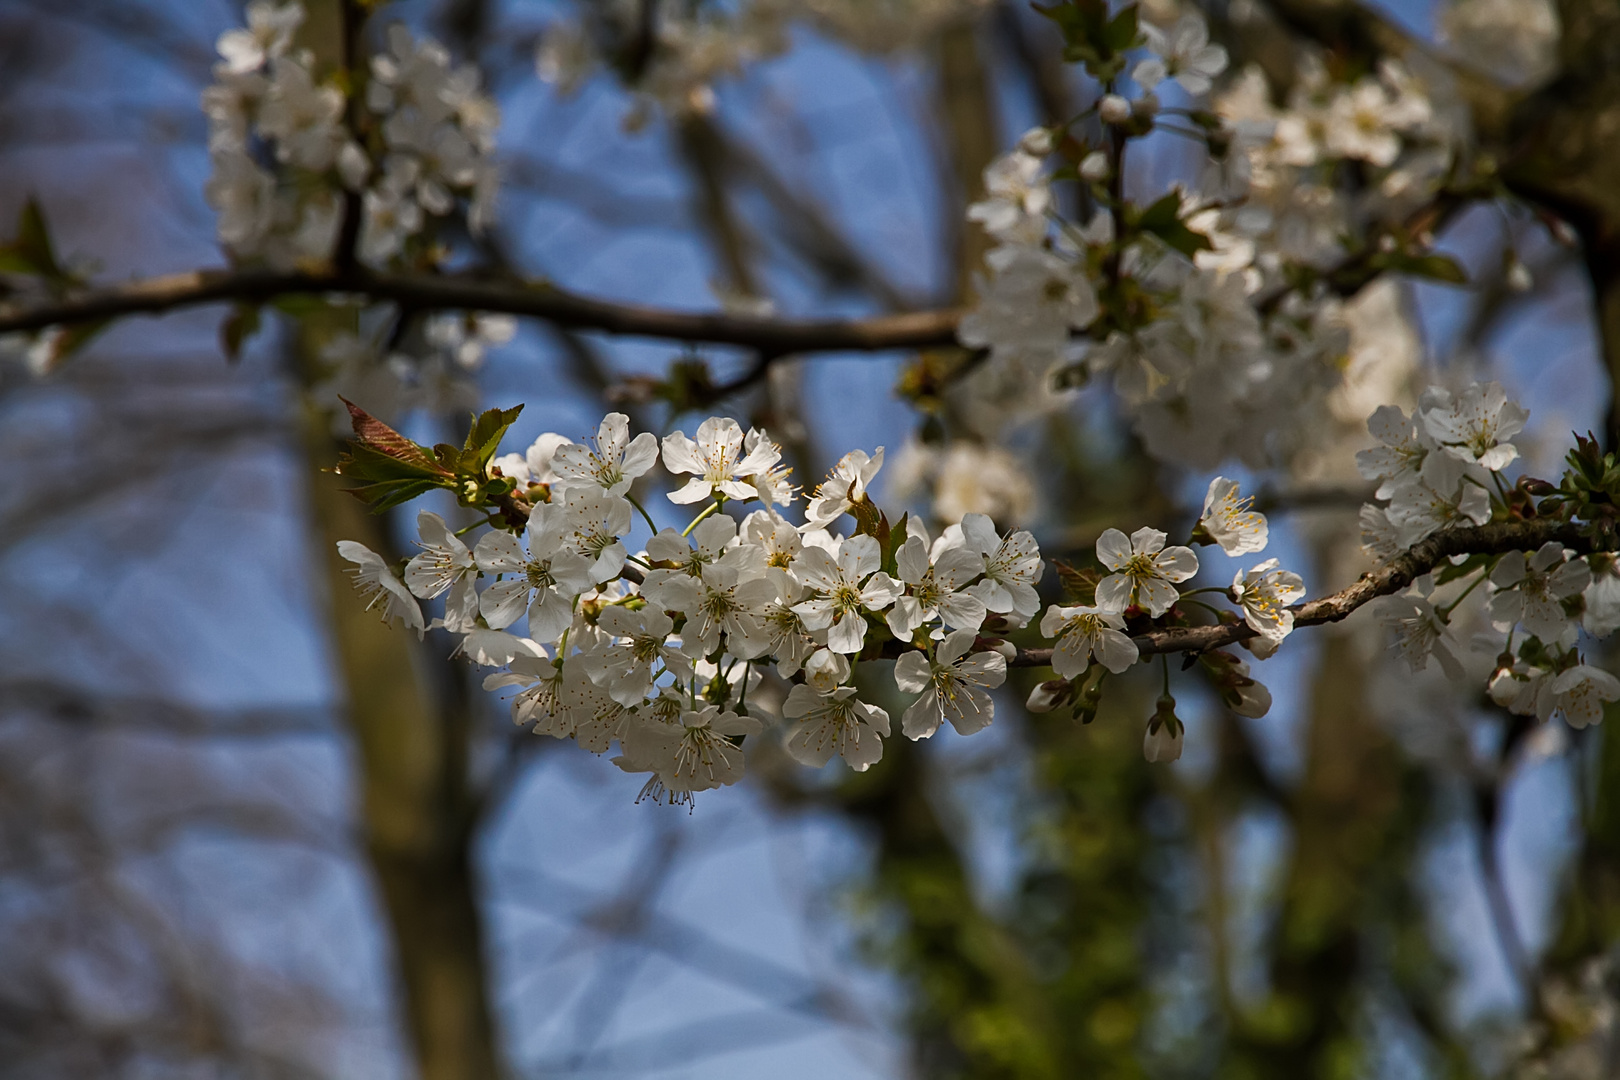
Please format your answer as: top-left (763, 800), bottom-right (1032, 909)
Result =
top-left (1197, 476), bottom-right (1268, 556)
top-left (782, 685), bottom-right (890, 772)
top-left (337, 540), bottom-right (425, 637)
top-left (886, 530), bottom-right (987, 640)
top-left (551, 413), bottom-right (660, 497)
top-left (1136, 14), bottom-right (1228, 96)
top-left (1230, 559), bottom-right (1305, 645)
top-left (951, 514), bottom-right (1044, 628)
top-left (1372, 587), bottom-right (1466, 678)
top-left (1095, 527), bottom-right (1198, 617)
top-left (661, 417), bottom-right (782, 505)
top-left (1039, 602), bottom-right (1139, 678)
top-left (1420, 381), bottom-right (1529, 472)
top-left (473, 504), bottom-right (595, 641)
top-left (894, 629), bottom-right (1007, 740)
top-left (803, 448), bottom-right (884, 530)
top-left (403, 511), bottom-right (479, 632)
top-left (791, 535), bottom-right (902, 654)
top-left (1488, 542), bottom-right (1590, 642)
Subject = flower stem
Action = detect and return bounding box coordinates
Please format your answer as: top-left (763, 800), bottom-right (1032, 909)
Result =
top-left (626, 493), bottom-right (660, 536)
top-left (1161, 653), bottom-right (1171, 697)
top-left (453, 514), bottom-right (499, 538)
top-left (682, 500), bottom-right (723, 538)
top-left (1437, 570), bottom-right (1488, 621)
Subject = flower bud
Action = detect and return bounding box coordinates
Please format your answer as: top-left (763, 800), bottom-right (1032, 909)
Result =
top-left (980, 637), bottom-right (1017, 660)
top-left (1079, 151), bottom-right (1110, 181)
top-left (1073, 680), bottom-right (1105, 725)
top-left (1019, 126), bottom-right (1056, 155)
top-left (1099, 95), bottom-right (1132, 125)
top-left (1143, 693), bottom-right (1184, 763)
top-left (1026, 678), bottom-right (1075, 714)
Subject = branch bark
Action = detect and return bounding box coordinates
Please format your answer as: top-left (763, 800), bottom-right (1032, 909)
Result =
top-left (1009, 517), bottom-right (1592, 667)
top-left (0, 266), bottom-right (963, 351)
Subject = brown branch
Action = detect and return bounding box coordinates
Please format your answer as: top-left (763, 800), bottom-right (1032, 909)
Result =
top-left (1009, 517), bottom-right (1593, 667)
top-left (0, 266), bottom-right (964, 351)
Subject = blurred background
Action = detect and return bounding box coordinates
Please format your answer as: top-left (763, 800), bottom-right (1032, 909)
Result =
top-left (2, 0), bottom-right (1618, 1077)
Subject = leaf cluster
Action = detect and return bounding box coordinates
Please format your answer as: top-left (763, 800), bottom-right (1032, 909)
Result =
top-left (333, 398), bottom-right (524, 513)
top-left (1032, 0), bottom-right (1142, 83)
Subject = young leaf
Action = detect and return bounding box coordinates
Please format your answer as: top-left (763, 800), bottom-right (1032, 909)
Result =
top-left (462, 404), bottom-right (525, 471)
top-left (220, 303), bottom-right (261, 364)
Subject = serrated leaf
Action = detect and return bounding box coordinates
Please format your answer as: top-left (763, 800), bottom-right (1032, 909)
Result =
top-left (347, 478), bottom-right (444, 513)
top-left (462, 404), bottom-right (524, 471)
top-left (335, 399), bottom-right (450, 487)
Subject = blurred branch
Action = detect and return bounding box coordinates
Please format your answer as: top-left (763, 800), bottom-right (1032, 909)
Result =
top-left (0, 266), bottom-right (962, 351)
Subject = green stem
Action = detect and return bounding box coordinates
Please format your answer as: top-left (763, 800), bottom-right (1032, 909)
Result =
top-left (1437, 569), bottom-right (1489, 621)
top-left (626, 493), bottom-right (660, 536)
top-left (682, 500), bottom-right (723, 538)
top-left (453, 514), bottom-right (499, 538)
top-left (623, 553), bottom-right (652, 570)
top-left (1161, 653), bottom-right (1171, 697)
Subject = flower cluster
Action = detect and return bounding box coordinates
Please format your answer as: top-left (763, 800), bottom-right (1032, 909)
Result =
top-left (338, 413), bottom-right (1047, 803)
top-left (202, 1), bottom-right (497, 270)
top-left (1356, 381), bottom-right (1526, 557)
top-left (944, 5), bottom-right (1478, 476)
top-left (1359, 384), bottom-right (1620, 730)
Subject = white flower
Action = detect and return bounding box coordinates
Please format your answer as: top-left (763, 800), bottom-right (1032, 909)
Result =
top-left (403, 511), bottom-right (478, 632)
top-left (1420, 381), bottom-right (1529, 472)
top-left (744, 429), bottom-right (796, 509)
top-left (337, 540), bottom-right (424, 637)
top-left (1198, 476), bottom-right (1268, 555)
top-left (1039, 602), bottom-right (1139, 678)
top-left (1549, 665), bottom-right (1620, 729)
top-left (559, 487), bottom-right (633, 583)
top-left (1356, 404), bottom-right (1432, 498)
top-left (803, 647), bottom-right (852, 692)
top-left (1099, 94), bottom-right (1132, 124)
top-left (1360, 503), bottom-right (1404, 561)
top-left (660, 562), bottom-right (777, 660)
top-left (425, 312), bottom-right (517, 370)
top-left (782, 685), bottom-right (890, 772)
top-left (656, 705), bottom-right (763, 792)
top-left (958, 244), bottom-right (1099, 366)
top-left (358, 179), bottom-right (423, 266)
top-left (1488, 662), bottom-right (1552, 720)
top-left (579, 606), bottom-right (690, 707)
top-left (1095, 527), bottom-right (1198, 617)
top-left (205, 145), bottom-right (277, 254)
top-left (661, 416), bottom-right (782, 505)
top-left (1583, 559), bottom-right (1620, 637)
top-left (952, 514), bottom-right (1044, 628)
top-left (759, 571), bottom-right (816, 677)
top-left (791, 535), bottom-right (902, 654)
top-left (967, 150), bottom-right (1050, 243)
top-left (1488, 542), bottom-right (1590, 641)
top-left (1143, 712), bottom-right (1184, 763)
top-left (1137, 14), bottom-right (1228, 95)
top-left (894, 629), bottom-right (1007, 740)
top-left (742, 510), bottom-right (801, 568)
top-left (886, 531), bottom-right (987, 640)
top-left (803, 447), bottom-right (885, 530)
top-left (452, 627), bottom-right (543, 669)
top-left (1231, 559), bottom-right (1305, 644)
top-left (1384, 453), bottom-right (1491, 543)
top-left (216, 0), bottom-right (304, 74)
top-left (1371, 588), bottom-right (1466, 678)
top-left (551, 413), bottom-right (660, 497)
top-left (257, 57), bottom-right (346, 171)
top-left (473, 505), bottom-right (595, 641)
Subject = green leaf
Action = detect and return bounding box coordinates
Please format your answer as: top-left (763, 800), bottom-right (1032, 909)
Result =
top-left (880, 512), bottom-right (910, 578)
top-left (462, 404), bottom-right (525, 472)
top-left (1402, 253), bottom-right (1468, 285)
top-left (1433, 552), bottom-right (1488, 585)
top-left (1102, 4), bottom-right (1140, 52)
top-left (1131, 194), bottom-right (1214, 258)
top-left (0, 197), bottom-right (65, 281)
top-left (333, 400), bottom-right (454, 509)
top-left (220, 303), bottom-right (261, 364)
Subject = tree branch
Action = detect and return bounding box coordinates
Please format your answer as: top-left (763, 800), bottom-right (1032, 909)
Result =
top-left (0, 266), bottom-right (964, 351)
top-left (1009, 517), bottom-right (1593, 666)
